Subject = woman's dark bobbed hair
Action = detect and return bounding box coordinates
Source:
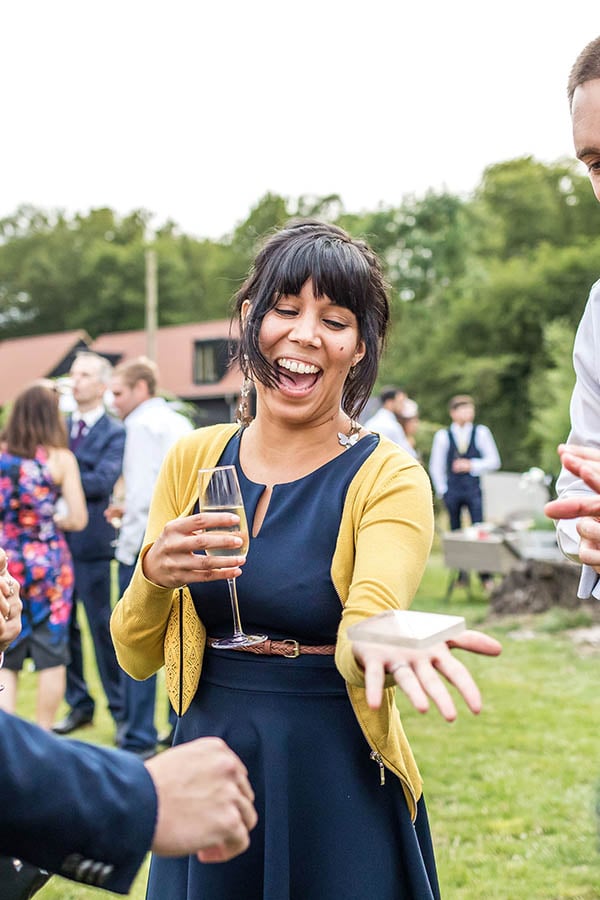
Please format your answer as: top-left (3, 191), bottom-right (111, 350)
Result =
top-left (232, 219), bottom-right (390, 420)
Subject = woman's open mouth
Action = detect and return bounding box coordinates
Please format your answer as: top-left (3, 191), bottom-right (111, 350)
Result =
top-left (276, 357), bottom-right (322, 394)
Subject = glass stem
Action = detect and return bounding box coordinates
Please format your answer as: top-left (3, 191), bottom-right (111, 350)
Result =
top-left (227, 578), bottom-right (245, 638)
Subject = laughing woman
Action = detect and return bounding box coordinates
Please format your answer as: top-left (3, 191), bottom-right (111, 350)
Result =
top-left (111, 220), bottom-right (501, 900)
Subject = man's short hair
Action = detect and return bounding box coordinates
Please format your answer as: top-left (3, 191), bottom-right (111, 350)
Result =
top-left (72, 351), bottom-right (113, 386)
top-left (380, 385), bottom-right (404, 404)
top-left (114, 356), bottom-right (159, 396)
top-left (568, 36), bottom-right (600, 108)
top-left (449, 394), bottom-right (474, 411)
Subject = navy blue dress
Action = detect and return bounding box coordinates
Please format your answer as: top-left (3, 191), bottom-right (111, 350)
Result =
top-left (146, 431), bottom-right (440, 900)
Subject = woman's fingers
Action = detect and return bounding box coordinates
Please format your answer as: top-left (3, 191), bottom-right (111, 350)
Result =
top-left (356, 628), bottom-right (501, 718)
top-left (446, 629), bottom-right (502, 657)
top-left (363, 654), bottom-right (387, 709)
top-left (141, 513), bottom-right (249, 588)
top-left (428, 651), bottom-right (483, 715)
top-left (389, 662), bottom-right (431, 714)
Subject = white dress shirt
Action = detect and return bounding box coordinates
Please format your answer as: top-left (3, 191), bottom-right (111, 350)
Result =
top-left (71, 404), bottom-right (107, 438)
top-left (428, 422), bottom-right (501, 497)
top-left (116, 398), bottom-right (193, 566)
top-left (364, 407), bottom-right (417, 457)
top-left (555, 278), bottom-right (600, 599)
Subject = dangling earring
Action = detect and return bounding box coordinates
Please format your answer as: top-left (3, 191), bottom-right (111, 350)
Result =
top-left (236, 376), bottom-right (253, 427)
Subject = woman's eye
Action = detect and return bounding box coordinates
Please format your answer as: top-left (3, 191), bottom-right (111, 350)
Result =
top-left (324, 319), bottom-right (347, 330)
top-left (274, 307), bottom-right (297, 317)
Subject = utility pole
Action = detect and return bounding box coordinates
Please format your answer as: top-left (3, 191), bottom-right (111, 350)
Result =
top-left (145, 248), bottom-right (158, 361)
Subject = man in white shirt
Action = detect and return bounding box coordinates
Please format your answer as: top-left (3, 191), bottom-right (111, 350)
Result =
top-left (541, 37), bottom-right (600, 602)
top-left (429, 395), bottom-right (501, 586)
top-left (364, 386), bottom-right (416, 456)
top-left (106, 356), bottom-right (193, 758)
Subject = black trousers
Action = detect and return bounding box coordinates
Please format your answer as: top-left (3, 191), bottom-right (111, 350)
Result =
top-left (65, 557), bottom-right (124, 722)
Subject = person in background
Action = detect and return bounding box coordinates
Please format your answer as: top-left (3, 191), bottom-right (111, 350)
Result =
top-left (105, 356), bottom-right (193, 759)
top-left (398, 397), bottom-right (420, 459)
top-left (544, 36), bottom-right (600, 598)
top-left (53, 352), bottom-right (126, 739)
top-left (429, 394), bottom-right (501, 589)
top-left (0, 380), bottom-right (87, 728)
top-left (111, 220), bottom-right (501, 900)
top-left (0, 547), bottom-right (257, 895)
top-left (364, 385), bottom-right (416, 456)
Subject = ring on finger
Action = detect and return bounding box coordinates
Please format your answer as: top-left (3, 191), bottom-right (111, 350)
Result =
top-left (7, 580), bottom-right (14, 597)
top-left (389, 662), bottom-right (410, 675)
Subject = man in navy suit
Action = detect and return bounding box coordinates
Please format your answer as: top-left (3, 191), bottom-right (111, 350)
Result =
top-left (0, 562), bottom-right (257, 894)
top-left (53, 352), bottom-right (126, 737)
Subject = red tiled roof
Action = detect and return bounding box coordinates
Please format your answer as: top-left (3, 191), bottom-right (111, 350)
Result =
top-left (0, 330), bottom-right (91, 406)
top-left (91, 321), bottom-right (242, 399)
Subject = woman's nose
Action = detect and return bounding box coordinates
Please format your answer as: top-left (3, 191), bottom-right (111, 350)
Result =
top-left (289, 312), bottom-right (320, 346)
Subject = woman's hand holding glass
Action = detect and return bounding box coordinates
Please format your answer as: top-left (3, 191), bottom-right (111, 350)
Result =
top-left (352, 630), bottom-right (502, 721)
top-left (197, 466), bottom-right (266, 648)
top-left (142, 512), bottom-right (248, 590)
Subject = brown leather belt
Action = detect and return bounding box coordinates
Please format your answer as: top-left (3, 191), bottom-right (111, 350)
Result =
top-left (208, 638), bottom-right (335, 658)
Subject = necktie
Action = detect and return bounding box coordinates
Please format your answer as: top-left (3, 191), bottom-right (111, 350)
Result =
top-left (71, 419), bottom-right (87, 452)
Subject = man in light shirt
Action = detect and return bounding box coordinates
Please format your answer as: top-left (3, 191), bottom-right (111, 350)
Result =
top-left (544, 36), bottom-right (600, 599)
top-left (106, 356), bottom-right (193, 759)
top-left (429, 395), bottom-right (501, 587)
top-left (364, 386), bottom-right (416, 456)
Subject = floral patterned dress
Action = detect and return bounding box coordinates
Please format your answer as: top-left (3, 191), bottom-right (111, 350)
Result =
top-left (0, 447), bottom-right (74, 647)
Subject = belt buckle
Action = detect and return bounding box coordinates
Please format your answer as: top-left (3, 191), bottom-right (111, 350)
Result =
top-left (281, 639), bottom-right (300, 658)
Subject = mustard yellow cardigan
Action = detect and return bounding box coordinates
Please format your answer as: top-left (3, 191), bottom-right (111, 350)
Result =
top-left (110, 423), bottom-right (434, 819)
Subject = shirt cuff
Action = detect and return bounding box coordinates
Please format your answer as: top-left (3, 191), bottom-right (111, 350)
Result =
top-left (577, 565), bottom-right (600, 600)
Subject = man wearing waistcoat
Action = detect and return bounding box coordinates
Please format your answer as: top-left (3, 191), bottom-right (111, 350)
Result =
top-left (53, 352), bottom-right (126, 738)
top-left (429, 395), bottom-right (501, 586)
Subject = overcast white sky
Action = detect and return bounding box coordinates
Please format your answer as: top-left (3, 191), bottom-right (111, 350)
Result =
top-left (3, 2), bottom-right (600, 240)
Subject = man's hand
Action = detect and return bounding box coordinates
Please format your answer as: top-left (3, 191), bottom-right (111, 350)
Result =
top-left (452, 458), bottom-right (472, 473)
top-left (145, 737), bottom-right (257, 863)
top-left (545, 444), bottom-right (600, 520)
top-left (544, 444), bottom-right (600, 573)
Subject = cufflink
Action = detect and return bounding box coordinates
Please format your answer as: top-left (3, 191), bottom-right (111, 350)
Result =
top-left (61, 853), bottom-right (114, 886)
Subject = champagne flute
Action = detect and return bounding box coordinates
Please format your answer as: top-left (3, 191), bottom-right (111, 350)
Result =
top-left (198, 465), bottom-right (267, 649)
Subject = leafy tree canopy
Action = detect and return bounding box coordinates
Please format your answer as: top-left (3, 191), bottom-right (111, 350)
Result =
top-left (1, 157), bottom-right (598, 471)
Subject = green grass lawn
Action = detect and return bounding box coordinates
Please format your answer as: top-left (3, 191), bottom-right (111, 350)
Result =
top-left (15, 555), bottom-right (600, 899)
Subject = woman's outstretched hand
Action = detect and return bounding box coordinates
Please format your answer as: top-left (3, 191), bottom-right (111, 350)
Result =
top-left (352, 630), bottom-right (502, 721)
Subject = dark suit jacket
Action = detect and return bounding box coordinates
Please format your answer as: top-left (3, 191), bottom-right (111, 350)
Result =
top-left (0, 710), bottom-right (156, 893)
top-left (66, 413), bottom-right (126, 561)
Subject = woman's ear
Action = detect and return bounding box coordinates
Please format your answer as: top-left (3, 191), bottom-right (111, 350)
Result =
top-left (241, 300), bottom-right (252, 323)
top-left (353, 340), bottom-right (366, 367)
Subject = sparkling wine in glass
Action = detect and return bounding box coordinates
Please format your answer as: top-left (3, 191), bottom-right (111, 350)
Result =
top-left (198, 465), bottom-right (267, 649)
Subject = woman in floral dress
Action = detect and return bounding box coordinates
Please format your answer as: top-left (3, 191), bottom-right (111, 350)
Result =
top-left (0, 380), bottom-right (87, 728)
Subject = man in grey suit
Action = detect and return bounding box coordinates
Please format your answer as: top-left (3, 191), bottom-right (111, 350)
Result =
top-left (53, 352), bottom-right (126, 737)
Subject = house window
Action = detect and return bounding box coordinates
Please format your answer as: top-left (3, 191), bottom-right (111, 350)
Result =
top-left (193, 339), bottom-right (230, 384)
